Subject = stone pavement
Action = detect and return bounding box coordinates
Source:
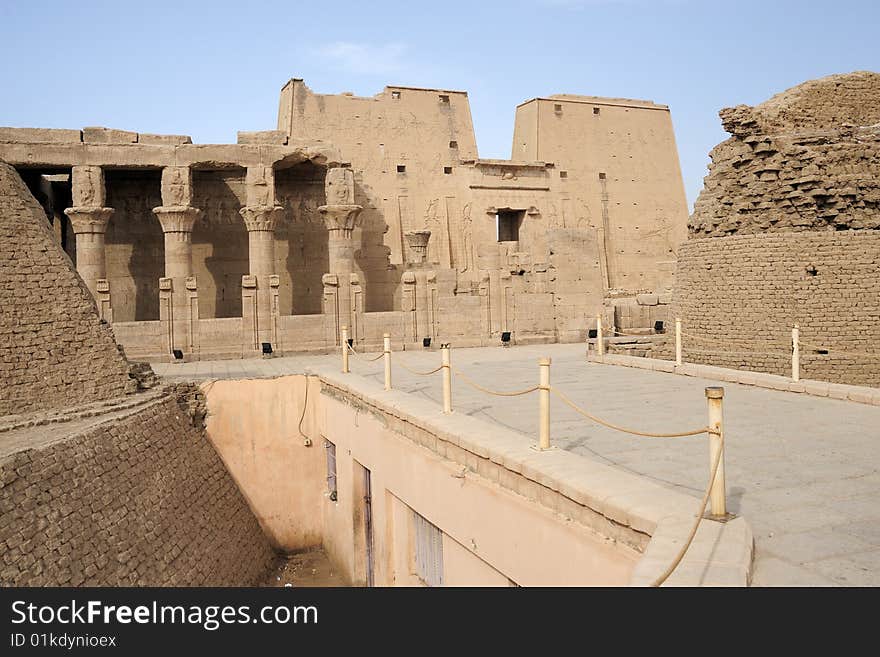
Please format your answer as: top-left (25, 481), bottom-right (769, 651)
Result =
top-left (152, 343), bottom-right (880, 586)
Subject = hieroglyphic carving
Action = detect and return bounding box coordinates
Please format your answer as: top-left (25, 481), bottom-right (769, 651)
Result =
top-left (161, 167), bottom-right (193, 207)
top-left (423, 198), bottom-right (440, 265)
top-left (458, 202), bottom-right (475, 274)
top-left (245, 166), bottom-right (276, 208)
top-left (325, 167), bottom-right (355, 205)
top-left (71, 166), bottom-right (105, 207)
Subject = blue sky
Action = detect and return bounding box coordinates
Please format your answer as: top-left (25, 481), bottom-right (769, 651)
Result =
top-left (1, 0), bottom-right (877, 208)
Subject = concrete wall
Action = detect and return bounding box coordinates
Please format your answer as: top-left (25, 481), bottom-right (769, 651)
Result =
top-left (201, 373), bottom-right (644, 586)
top-left (0, 162), bottom-right (134, 417)
top-left (202, 376), bottom-right (325, 551)
top-left (316, 382), bottom-right (638, 586)
top-left (670, 231), bottom-right (880, 387)
top-left (0, 387), bottom-right (276, 586)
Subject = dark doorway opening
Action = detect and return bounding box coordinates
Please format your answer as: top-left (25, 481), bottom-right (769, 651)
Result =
top-left (496, 209), bottom-right (525, 242)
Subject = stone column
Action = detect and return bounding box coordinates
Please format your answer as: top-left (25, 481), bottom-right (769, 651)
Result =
top-left (318, 167), bottom-right (362, 345)
top-left (64, 166), bottom-right (114, 320)
top-left (153, 166), bottom-right (202, 358)
top-left (240, 166), bottom-right (284, 350)
top-left (403, 230), bottom-right (437, 342)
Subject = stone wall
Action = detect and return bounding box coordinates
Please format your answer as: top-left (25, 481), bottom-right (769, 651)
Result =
top-left (669, 231), bottom-right (880, 387)
top-left (0, 386), bottom-right (276, 586)
top-left (690, 72), bottom-right (880, 237)
top-left (0, 162), bottom-right (134, 417)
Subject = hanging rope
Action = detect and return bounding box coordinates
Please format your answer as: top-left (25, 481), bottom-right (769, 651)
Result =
top-left (550, 387), bottom-right (708, 438)
top-left (651, 434), bottom-right (724, 587)
top-left (297, 376), bottom-right (310, 441)
top-left (452, 368), bottom-right (540, 397)
top-left (346, 343), bottom-right (385, 362)
top-left (397, 360), bottom-right (444, 376)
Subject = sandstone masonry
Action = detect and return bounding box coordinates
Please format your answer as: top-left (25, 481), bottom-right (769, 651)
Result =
top-left (0, 162), bottom-right (135, 416)
top-left (690, 71), bottom-right (880, 237)
top-left (0, 387), bottom-right (276, 586)
top-left (666, 231), bottom-right (880, 387)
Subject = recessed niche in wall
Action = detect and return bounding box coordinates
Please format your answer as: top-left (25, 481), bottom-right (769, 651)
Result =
top-left (496, 209), bottom-right (525, 242)
top-left (560, 170), bottom-right (568, 178)
top-left (391, 91), bottom-right (401, 100)
top-left (397, 165), bottom-right (406, 173)
top-left (443, 167), bottom-right (452, 174)
top-left (598, 172), bottom-right (606, 180)
top-left (593, 107), bottom-right (601, 115)
top-left (554, 103), bottom-right (563, 113)
top-left (439, 94), bottom-right (450, 103)
top-left (449, 140), bottom-right (458, 149)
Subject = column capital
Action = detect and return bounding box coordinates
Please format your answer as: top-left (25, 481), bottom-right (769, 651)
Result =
top-left (240, 205), bottom-right (284, 232)
top-left (152, 206), bottom-right (202, 234)
top-left (404, 229), bottom-right (432, 265)
top-left (64, 207), bottom-right (114, 234)
top-left (319, 204), bottom-right (363, 238)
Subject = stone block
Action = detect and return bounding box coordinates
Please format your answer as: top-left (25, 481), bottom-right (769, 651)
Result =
top-left (137, 133), bottom-right (192, 145)
top-left (636, 293), bottom-right (659, 306)
top-left (0, 127), bottom-right (81, 143)
top-left (237, 130), bottom-right (288, 145)
top-left (82, 127), bottom-right (138, 144)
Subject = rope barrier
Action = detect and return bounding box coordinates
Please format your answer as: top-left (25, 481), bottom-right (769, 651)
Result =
top-left (452, 368), bottom-right (540, 397)
top-left (397, 361), bottom-right (444, 376)
top-left (346, 343), bottom-right (385, 362)
top-left (551, 387), bottom-right (709, 438)
top-left (651, 434), bottom-right (724, 587)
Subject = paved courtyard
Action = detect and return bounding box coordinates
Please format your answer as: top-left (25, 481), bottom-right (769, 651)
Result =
top-left (153, 343), bottom-right (880, 586)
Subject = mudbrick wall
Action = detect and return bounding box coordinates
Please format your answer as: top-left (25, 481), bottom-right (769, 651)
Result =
top-left (660, 231), bottom-right (880, 387)
top-left (689, 71), bottom-right (880, 237)
top-left (0, 385), bottom-right (277, 585)
top-left (0, 161), bottom-right (135, 417)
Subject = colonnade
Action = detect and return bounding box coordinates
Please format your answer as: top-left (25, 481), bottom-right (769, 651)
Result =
top-left (63, 164), bottom-right (363, 358)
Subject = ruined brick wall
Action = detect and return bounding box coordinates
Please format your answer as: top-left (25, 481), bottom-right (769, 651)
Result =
top-left (690, 72), bottom-right (880, 236)
top-left (0, 386), bottom-right (277, 586)
top-left (670, 232), bottom-right (880, 387)
top-left (0, 162), bottom-right (134, 417)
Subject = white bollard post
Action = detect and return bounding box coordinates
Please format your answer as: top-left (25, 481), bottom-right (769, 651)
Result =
top-left (538, 358), bottom-right (551, 450)
top-left (596, 314), bottom-right (605, 357)
top-left (383, 333), bottom-right (392, 391)
top-left (441, 344), bottom-right (452, 414)
top-left (792, 324), bottom-right (800, 383)
top-left (675, 317), bottom-right (682, 367)
top-left (705, 387), bottom-right (726, 517)
top-left (341, 326), bottom-right (350, 374)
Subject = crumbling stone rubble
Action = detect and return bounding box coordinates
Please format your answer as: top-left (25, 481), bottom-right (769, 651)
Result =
top-left (690, 71), bottom-right (880, 236)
